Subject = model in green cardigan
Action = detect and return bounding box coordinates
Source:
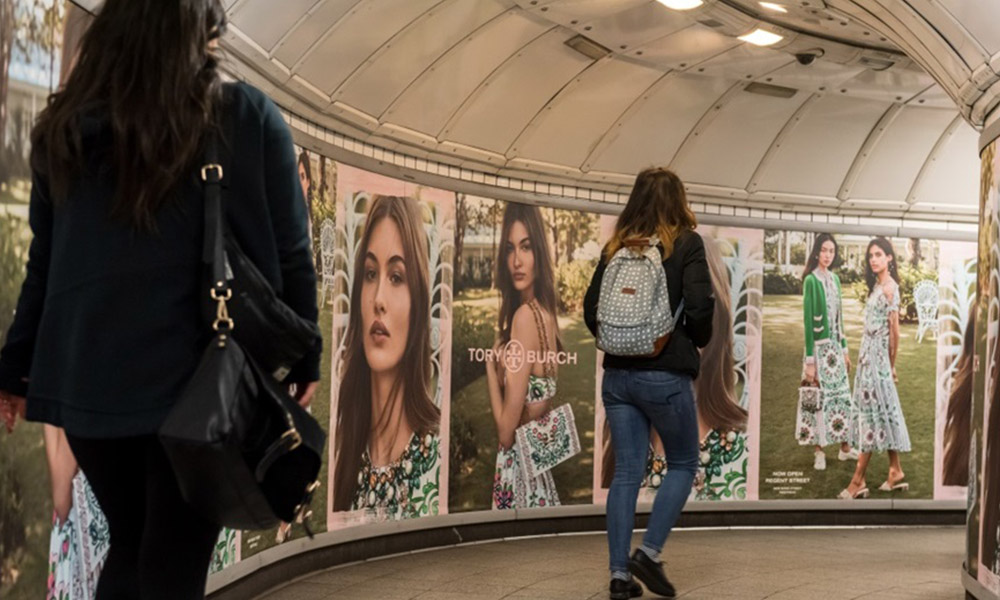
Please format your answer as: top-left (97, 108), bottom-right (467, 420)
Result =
top-left (799, 234), bottom-right (858, 470)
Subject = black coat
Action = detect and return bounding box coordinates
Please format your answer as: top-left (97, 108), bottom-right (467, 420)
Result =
top-left (0, 82), bottom-right (319, 438)
top-left (583, 230), bottom-right (714, 378)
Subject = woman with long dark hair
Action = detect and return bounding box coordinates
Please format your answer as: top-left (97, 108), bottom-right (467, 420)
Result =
top-left (0, 1), bottom-right (319, 596)
top-left (800, 233), bottom-right (857, 470)
top-left (942, 306), bottom-right (975, 486)
top-left (332, 195), bottom-right (441, 520)
top-left (983, 341), bottom-right (1000, 576)
top-left (487, 203), bottom-right (564, 509)
top-left (584, 167), bottom-right (713, 600)
top-left (840, 237), bottom-right (910, 499)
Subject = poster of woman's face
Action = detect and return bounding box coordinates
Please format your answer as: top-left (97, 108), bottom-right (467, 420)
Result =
top-left (326, 164), bottom-right (453, 529)
top-left (448, 197), bottom-right (598, 512)
top-left (592, 224), bottom-right (763, 503)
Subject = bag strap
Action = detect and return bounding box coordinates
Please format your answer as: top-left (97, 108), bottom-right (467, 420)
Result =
top-left (526, 299), bottom-right (555, 379)
top-left (201, 131), bottom-right (232, 333)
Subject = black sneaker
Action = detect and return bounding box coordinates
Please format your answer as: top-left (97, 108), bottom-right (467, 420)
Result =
top-left (628, 549), bottom-right (676, 598)
top-left (609, 577), bottom-right (643, 600)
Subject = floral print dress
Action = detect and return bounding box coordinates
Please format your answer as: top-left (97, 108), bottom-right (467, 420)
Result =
top-left (47, 472), bottom-right (109, 600)
top-left (351, 432), bottom-right (440, 522)
top-left (492, 374), bottom-right (561, 510)
top-left (850, 280), bottom-right (911, 452)
top-left (808, 269), bottom-right (854, 446)
top-left (643, 429), bottom-right (749, 501)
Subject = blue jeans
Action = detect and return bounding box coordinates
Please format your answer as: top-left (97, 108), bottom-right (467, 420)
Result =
top-left (603, 368), bottom-right (699, 573)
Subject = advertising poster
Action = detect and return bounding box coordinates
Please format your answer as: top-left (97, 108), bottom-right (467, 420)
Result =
top-left (593, 224), bottom-right (763, 504)
top-left (934, 241), bottom-right (977, 500)
top-left (325, 164), bottom-right (453, 530)
top-left (979, 141), bottom-right (1000, 593)
top-left (449, 196), bottom-right (598, 512)
top-left (758, 231), bottom-right (960, 499)
top-left (240, 146), bottom-right (336, 557)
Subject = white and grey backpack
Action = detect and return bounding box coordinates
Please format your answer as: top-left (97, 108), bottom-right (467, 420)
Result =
top-left (596, 240), bottom-right (682, 356)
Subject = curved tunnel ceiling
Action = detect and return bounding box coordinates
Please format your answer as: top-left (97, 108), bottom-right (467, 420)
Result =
top-left (207, 0), bottom-right (1000, 224)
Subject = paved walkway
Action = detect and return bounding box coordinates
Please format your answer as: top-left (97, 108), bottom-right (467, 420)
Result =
top-left (257, 527), bottom-right (966, 600)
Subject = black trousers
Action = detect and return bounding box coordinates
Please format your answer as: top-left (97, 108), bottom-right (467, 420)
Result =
top-left (66, 434), bottom-right (221, 600)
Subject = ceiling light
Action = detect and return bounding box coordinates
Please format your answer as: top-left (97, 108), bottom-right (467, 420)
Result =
top-left (759, 2), bottom-right (788, 12)
top-left (656, 0), bottom-right (704, 10)
top-left (738, 28), bottom-right (784, 46)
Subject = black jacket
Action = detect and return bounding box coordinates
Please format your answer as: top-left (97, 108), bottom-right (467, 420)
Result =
top-left (583, 230), bottom-right (714, 378)
top-left (0, 82), bottom-right (319, 438)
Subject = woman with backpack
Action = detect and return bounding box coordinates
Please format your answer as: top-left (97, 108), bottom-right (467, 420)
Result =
top-left (584, 167), bottom-right (714, 600)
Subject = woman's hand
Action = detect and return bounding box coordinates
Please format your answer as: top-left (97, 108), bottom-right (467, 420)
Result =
top-left (803, 362), bottom-right (817, 384)
top-left (844, 353), bottom-right (852, 372)
top-left (288, 381), bottom-right (319, 408)
top-left (892, 366), bottom-right (898, 382)
top-left (0, 391), bottom-right (27, 433)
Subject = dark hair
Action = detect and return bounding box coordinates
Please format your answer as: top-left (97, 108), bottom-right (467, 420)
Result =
top-left (802, 233), bottom-right (839, 280)
top-left (30, 0), bottom-right (227, 231)
top-left (605, 167), bottom-right (697, 261)
top-left (942, 305), bottom-right (975, 486)
top-left (332, 195), bottom-right (439, 512)
top-left (495, 203), bottom-right (560, 348)
top-left (864, 237), bottom-right (900, 294)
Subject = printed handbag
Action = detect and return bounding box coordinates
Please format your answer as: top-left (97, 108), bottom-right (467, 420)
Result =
top-left (514, 403), bottom-right (582, 481)
top-left (795, 379), bottom-right (825, 446)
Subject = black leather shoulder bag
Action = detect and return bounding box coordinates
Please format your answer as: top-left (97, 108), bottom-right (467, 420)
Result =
top-left (159, 129), bottom-right (326, 531)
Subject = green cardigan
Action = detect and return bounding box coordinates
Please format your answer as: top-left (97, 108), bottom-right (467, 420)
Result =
top-left (803, 271), bottom-right (847, 360)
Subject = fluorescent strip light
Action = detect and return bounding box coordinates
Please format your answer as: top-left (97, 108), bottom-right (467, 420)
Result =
top-left (759, 2), bottom-right (788, 12)
top-left (738, 28), bottom-right (784, 46)
top-left (656, 0), bottom-right (704, 10)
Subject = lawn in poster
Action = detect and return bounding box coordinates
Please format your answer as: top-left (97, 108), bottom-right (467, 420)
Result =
top-left (758, 231), bottom-right (952, 499)
top-left (449, 197), bottom-right (597, 512)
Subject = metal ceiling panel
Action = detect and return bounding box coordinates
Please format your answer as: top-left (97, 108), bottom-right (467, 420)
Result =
top-left (851, 106), bottom-right (958, 200)
top-left (335, 0), bottom-right (511, 116)
top-left (512, 58), bottom-right (665, 167)
top-left (631, 24), bottom-right (741, 72)
top-left (673, 86), bottom-right (812, 189)
top-left (384, 11), bottom-right (553, 136)
top-left (230, 0), bottom-right (319, 53)
top-left (586, 73), bottom-right (734, 174)
top-left (906, 119), bottom-right (979, 206)
top-left (935, 0), bottom-right (1000, 55)
top-left (271, 0), bottom-right (358, 68)
top-left (295, 0), bottom-right (443, 95)
top-left (443, 29), bottom-right (594, 154)
top-left (755, 95), bottom-right (892, 197)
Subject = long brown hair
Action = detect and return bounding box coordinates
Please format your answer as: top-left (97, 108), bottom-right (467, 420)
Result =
top-left (698, 234), bottom-right (748, 432)
top-left (333, 195), bottom-right (440, 512)
top-left (30, 0), bottom-right (226, 231)
top-left (942, 305), bottom-right (975, 486)
top-left (495, 203), bottom-right (560, 347)
top-left (605, 167), bottom-right (697, 261)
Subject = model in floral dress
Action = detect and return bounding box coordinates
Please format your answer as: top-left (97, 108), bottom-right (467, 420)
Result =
top-left (351, 432), bottom-right (441, 521)
top-left (800, 234), bottom-right (857, 470)
top-left (840, 237), bottom-right (910, 499)
top-left (47, 472), bottom-right (109, 600)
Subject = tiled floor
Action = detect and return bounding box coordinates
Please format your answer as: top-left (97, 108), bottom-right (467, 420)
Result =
top-left (256, 527), bottom-right (966, 600)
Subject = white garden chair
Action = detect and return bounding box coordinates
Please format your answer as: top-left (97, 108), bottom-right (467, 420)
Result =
top-left (913, 279), bottom-right (939, 343)
top-left (320, 218), bottom-right (335, 306)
